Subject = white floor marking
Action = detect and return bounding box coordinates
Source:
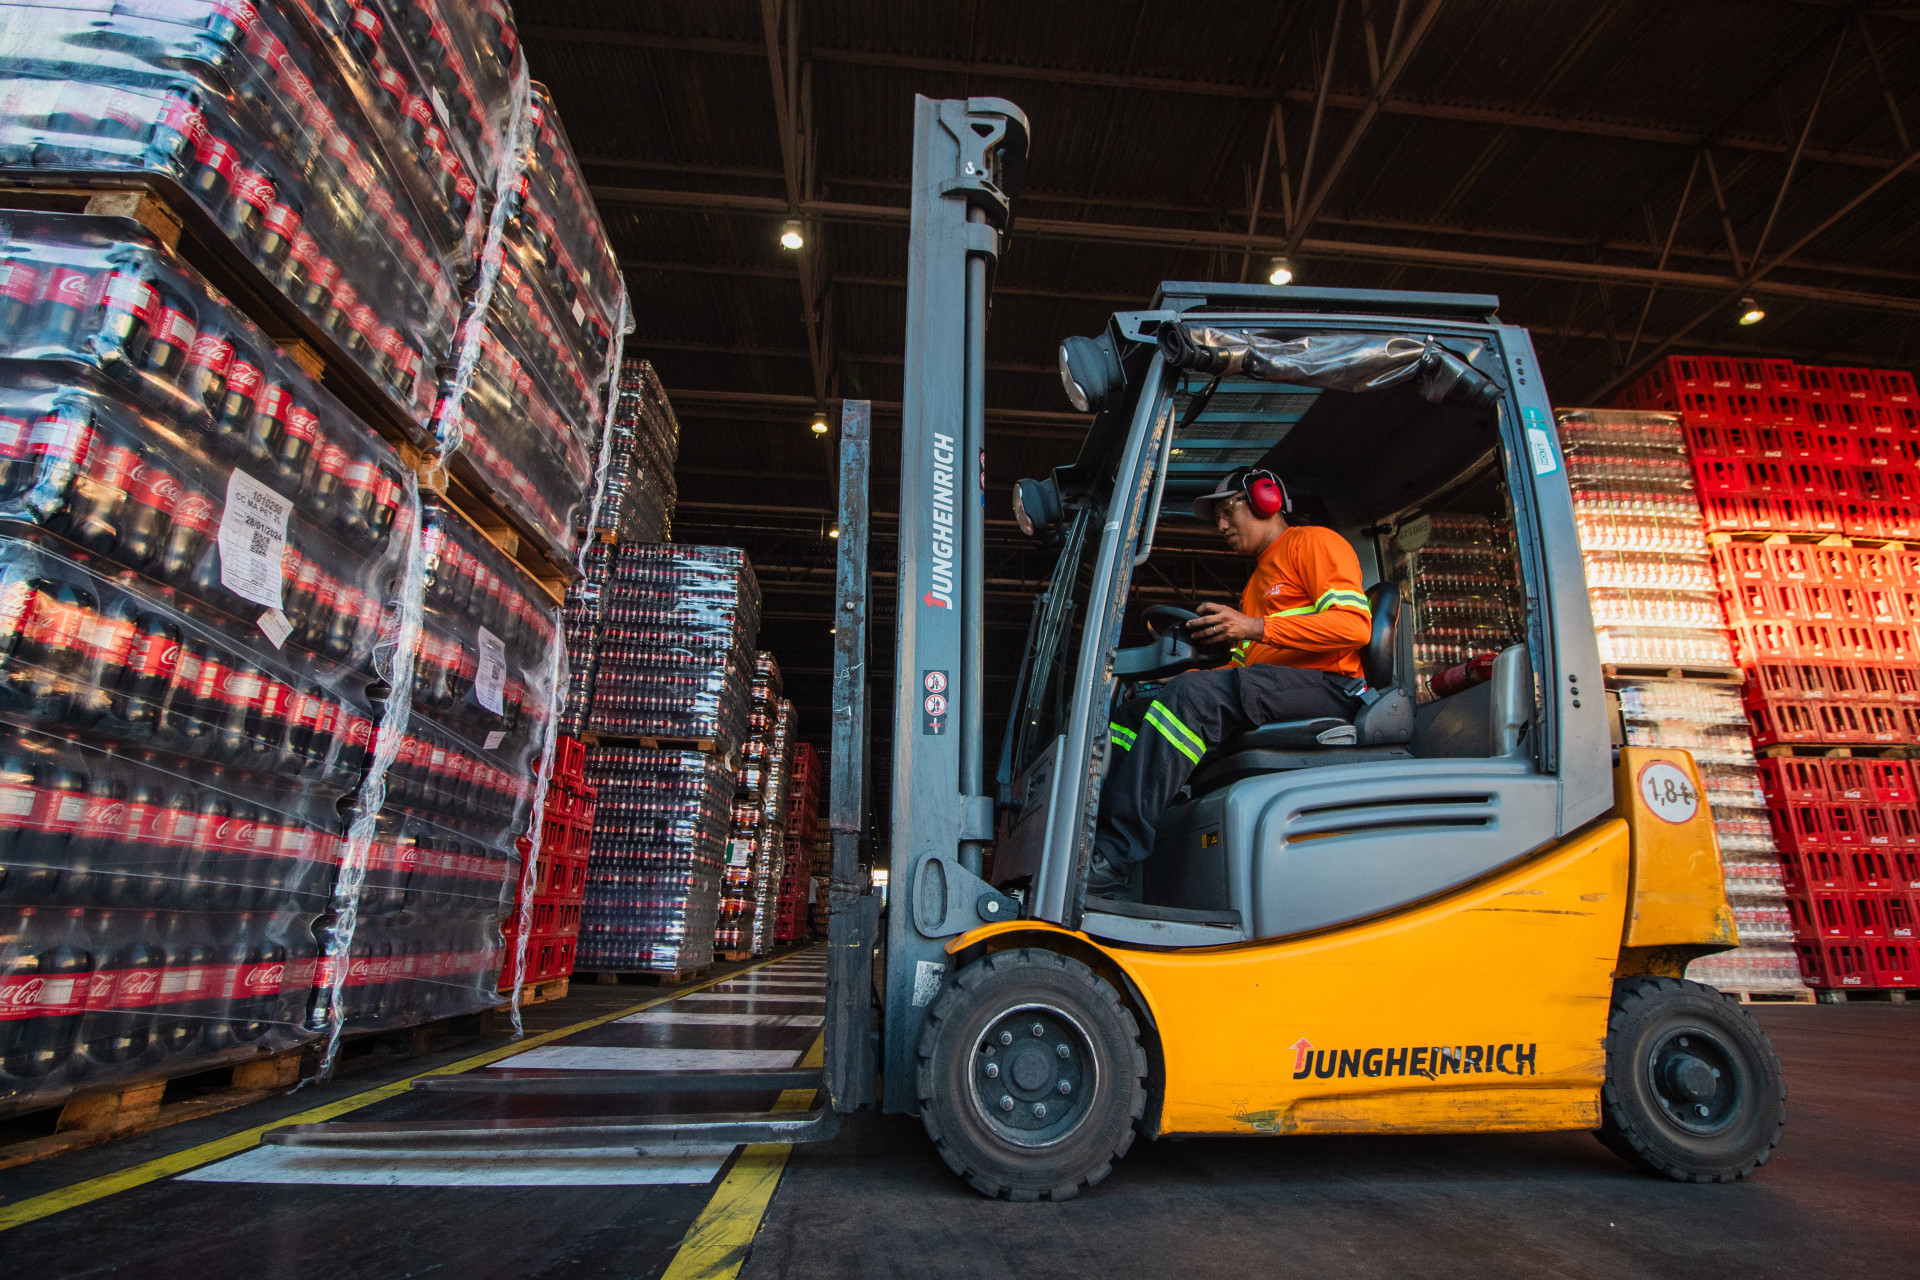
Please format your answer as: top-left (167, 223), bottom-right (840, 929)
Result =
top-left (490, 1046), bottom-right (802, 1071)
top-left (179, 1143), bottom-right (734, 1187)
top-left (616, 1010), bottom-right (824, 1028)
top-left (676, 993), bottom-right (820, 1005)
top-left (713, 981), bottom-right (825, 991)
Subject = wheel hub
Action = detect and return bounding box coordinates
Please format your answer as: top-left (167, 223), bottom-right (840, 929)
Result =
top-left (968, 1003), bottom-right (1094, 1149)
top-left (1647, 1028), bottom-right (1739, 1134)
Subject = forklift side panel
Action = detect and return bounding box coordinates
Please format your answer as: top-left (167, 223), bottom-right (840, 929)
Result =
top-left (1613, 746), bottom-right (1740, 950)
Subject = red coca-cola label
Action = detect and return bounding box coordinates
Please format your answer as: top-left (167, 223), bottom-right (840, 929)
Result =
top-left (257, 677), bottom-right (293, 724)
top-left (311, 955), bottom-right (338, 988)
top-left (226, 358), bottom-right (264, 399)
top-left (375, 64), bottom-right (406, 103)
top-left (108, 965), bottom-right (163, 1011)
top-left (24, 590), bottom-right (87, 657)
top-left (40, 266), bottom-right (93, 312)
top-left (0, 417), bottom-right (26, 462)
top-left (309, 256), bottom-right (342, 293)
top-left (264, 202), bottom-right (300, 242)
top-left (192, 651), bottom-right (227, 707)
top-left (232, 168), bottom-right (276, 213)
top-left (345, 714), bottom-right (373, 748)
top-left (0, 261), bottom-right (38, 305)
top-left (159, 95), bottom-right (205, 145)
top-left (170, 489), bottom-right (218, 536)
top-left (211, 1), bottom-right (258, 34)
top-left (345, 955), bottom-right (377, 987)
top-left (28, 416), bottom-right (90, 466)
top-left (348, 303), bottom-right (377, 337)
top-left (287, 230), bottom-right (320, 272)
top-left (404, 95), bottom-right (434, 129)
top-left (342, 460), bottom-right (378, 492)
top-left (155, 307), bottom-right (198, 352)
top-left (83, 609), bottom-right (134, 669)
top-left (228, 961), bottom-right (285, 999)
top-left (86, 442), bottom-right (139, 491)
top-left (316, 442), bottom-right (349, 478)
top-left (195, 134), bottom-right (239, 181)
top-left (103, 273), bottom-right (157, 327)
top-left (255, 383), bottom-right (292, 426)
top-left (367, 185), bottom-right (395, 222)
top-left (129, 461), bottom-right (181, 513)
top-left (187, 332), bottom-right (233, 376)
top-left (157, 963), bottom-right (212, 1005)
top-left (0, 973), bottom-right (89, 1020)
top-left (128, 629), bottom-right (181, 680)
top-left (284, 403), bottom-right (320, 443)
top-left (220, 667), bottom-right (264, 710)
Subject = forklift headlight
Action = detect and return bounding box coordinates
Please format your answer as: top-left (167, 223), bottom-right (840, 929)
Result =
top-left (1058, 334), bottom-right (1124, 414)
top-left (1013, 476), bottom-right (1063, 538)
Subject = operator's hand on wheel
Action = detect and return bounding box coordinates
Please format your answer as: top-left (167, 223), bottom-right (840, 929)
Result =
top-left (1189, 601), bottom-right (1262, 646)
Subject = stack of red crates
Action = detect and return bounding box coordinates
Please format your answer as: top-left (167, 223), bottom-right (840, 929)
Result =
top-left (1759, 755), bottom-right (1920, 990)
top-left (502, 736), bottom-right (597, 989)
top-left (774, 743), bottom-right (821, 943)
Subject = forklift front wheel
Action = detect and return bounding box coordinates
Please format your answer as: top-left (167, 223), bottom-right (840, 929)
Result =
top-left (1596, 976), bottom-right (1786, 1183)
top-left (915, 947), bottom-right (1147, 1201)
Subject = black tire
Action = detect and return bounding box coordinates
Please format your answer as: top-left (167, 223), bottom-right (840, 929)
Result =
top-left (915, 947), bottom-right (1147, 1201)
top-left (1595, 976), bottom-right (1786, 1182)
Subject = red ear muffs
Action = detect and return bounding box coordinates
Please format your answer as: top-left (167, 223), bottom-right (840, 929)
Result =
top-left (1245, 470), bottom-right (1288, 517)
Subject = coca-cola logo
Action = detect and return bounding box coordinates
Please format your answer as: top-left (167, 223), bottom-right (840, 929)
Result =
top-left (132, 464), bottom-right (181, 509)
top-left (120, 970), bottom-right (159, 997)
top-left (172, 493), bottom-right (217, 534)
top-left (0, 977), bottom-right (45, 1007)
top-left (86, 799), bottom-right (126, 830)
top-left (234, 170), bottom-right (276, 210)
top-left (53, 272), bottom-right (89, 301)
top-left (245, 963), bottom-right (285, 991)
top-left (228, 360), bottom-right (263, 394)
top-left (233, 821), bottom-right (258, 845)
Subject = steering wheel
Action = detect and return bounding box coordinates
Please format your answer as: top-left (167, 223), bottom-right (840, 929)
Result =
top-left (1142, 604), bottom-right (1199, 640)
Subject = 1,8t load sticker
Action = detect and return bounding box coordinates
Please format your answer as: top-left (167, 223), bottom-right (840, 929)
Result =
top-left (1637, 760), bottom-right (1699, 824)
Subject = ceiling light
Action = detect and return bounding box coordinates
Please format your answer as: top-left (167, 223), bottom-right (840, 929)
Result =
top-left (1737, 296), bottom-right (1765, 326)
top-left (1267, 256), bottom-right (1294, 286)
top-left (810, 411), bottom-right (830, 435)
top-left (827, 525), bottom-right (840, 539)
top-left (780, 218), bottom-right (805, 251)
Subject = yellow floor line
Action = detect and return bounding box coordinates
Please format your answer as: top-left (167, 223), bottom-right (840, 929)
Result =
top-left (0, 948), bottom-right (820, 1234)
top-left (659, 1034), bottom-right (826, 1280)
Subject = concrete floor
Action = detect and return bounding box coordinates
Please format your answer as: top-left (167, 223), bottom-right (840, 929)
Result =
top-left (1, 993), bottom-right (1912, 1280)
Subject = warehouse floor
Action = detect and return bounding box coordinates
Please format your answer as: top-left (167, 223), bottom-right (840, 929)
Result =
top-left (2, 963), bottom-right (1914, 1279)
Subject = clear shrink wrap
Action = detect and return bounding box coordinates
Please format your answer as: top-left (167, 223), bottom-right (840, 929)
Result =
top-left (557, 537), bottom-right (607, 738)
top-left (577, 745), bottom-right (730, 973)
top-left (0, 212), bottom-right (419, 1105)
top-left (582, 359), bottom-right (676, 547)
top-left (323, 497), bottom-right (561, 1036)
top-left (0, 0), bottom-right (472, 425)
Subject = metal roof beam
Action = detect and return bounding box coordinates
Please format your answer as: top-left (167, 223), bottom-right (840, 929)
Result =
top-left (590, 187), bottom-right (1920, 314)
top-left (529, 25), bottom-right (1908, 170)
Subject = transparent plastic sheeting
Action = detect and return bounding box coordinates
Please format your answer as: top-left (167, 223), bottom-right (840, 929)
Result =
top-left (577, 747), bottom-right (732, 974)
top-left (506, 629), bottom-right (563, 1031)
top-left (584, 359), bottom-right (679, 547)
top-left (431, 80), bottom-right (626, 564)
top-left (0, 213), bottom-right (419, 1103)
top-left (1156, 325), bottom-right (1504, 409)
top-left (0, 0), bottom-right (504, 426)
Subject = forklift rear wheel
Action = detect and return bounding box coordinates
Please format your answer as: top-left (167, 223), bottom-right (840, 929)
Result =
top-left (1596, 976), bottom-right (1786, 1183)
top-left (916, 947), bottom-right (1147, 1201)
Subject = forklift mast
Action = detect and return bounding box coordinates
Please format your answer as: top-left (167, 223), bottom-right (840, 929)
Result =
top-left (882, 96), bottom-right (1030, 1114)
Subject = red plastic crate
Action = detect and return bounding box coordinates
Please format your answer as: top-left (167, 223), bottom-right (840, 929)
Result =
top-left (1870, 938), bottom-right (1918, 987)
top-left (555, 735), bottom-right (587, 782)
top-left (1758, 755), bottom-right (1827, 803)
top-left (1847, 888), bottom-right (1889, 938)
top-left (1883, 892), bottom-right (1917, 939)
top-left (1790, 890), bottom-right (1852, 938)
top-left (1781, 843), bottom-right (1851, 892)
top-left (1746, 697), bottom-right (1821, 746)
top-left (1868, 758), bottom-right (1915, 802)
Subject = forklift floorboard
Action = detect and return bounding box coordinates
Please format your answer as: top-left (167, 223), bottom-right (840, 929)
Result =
top-left (0, 995), bottom-right (1910, 1279)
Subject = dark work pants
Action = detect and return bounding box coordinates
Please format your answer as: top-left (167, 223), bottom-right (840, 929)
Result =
top-left (1095, 664), bottom-right (1357, 866)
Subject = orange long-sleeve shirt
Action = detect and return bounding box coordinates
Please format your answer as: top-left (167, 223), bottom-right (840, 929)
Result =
top-left (1228, 525), bottom-right (1371, 678)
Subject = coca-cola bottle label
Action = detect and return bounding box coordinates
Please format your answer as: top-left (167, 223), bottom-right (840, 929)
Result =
top-left (0, 973), bottom-right (88, 1020)
top-left (0, 261), bottom-right (40, 308)
top-left (283, 403), bottom-right (320, 444)
top-left (232, 168), bottom-right (276, 215)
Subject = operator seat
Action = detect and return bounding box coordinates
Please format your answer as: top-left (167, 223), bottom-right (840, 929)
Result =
top-left (1187, 580), bottom-right (1413, 791)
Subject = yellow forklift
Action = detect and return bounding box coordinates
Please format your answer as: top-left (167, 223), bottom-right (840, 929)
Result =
top-left (271, 95), bottom-right (1785, 1199)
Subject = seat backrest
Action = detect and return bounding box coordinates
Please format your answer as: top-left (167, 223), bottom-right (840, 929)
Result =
top-left (1363, 581), bottom-right (1400, 689)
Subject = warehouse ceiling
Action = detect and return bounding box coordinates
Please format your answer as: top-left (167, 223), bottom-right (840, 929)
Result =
top-left (516, 0), bottom-right (1920, 850)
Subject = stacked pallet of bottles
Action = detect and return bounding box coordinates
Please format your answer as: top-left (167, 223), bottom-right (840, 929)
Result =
top-left (556, 538), bottom-right (609, 738)
top-left (0, 0), bottom-right (502, 434)
top-left (0, 211), bottom-right (418, 1109)
top-left (325, 497), bottom-right (559, 1035)
top-left (576, 543), bottom-right (759, 976)
top-left (432, 77), bottom-right (626, 570)
top-left (575, 744), bottom-right (731, 975)
top-left (583, 359), bottom-right (677, 546)
top-left (1556, 408), bottom-right (1802, 995)
top-left (501, 735), bottom-right (591, 994)
top-left (1382, 511), bottom-right (1528, 701)
top-left (718, 653), bottom-right (779, 958)
top-left (807, 823), bottom-right (831, 938)
top-left (749, 698), bottom-right (795, 955)
top-left (774, 742), bottom-right (819, 943)
top-left (1620, 355), bottom-right (1920, 993)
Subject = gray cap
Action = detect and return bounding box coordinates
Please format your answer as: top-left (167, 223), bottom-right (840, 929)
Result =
top-left (1192, 466), bottom-right (1259, 521)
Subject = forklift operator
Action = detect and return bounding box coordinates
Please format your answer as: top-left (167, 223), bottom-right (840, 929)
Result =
top-left (1089, 466), bottom-right (1372, 895)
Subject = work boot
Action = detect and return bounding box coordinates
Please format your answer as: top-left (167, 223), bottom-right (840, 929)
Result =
top-left (1084, 852), bottom-right (1138, 903)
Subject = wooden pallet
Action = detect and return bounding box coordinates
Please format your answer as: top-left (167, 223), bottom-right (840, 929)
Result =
top-left (1813, 987), bottom-right (1911, 1003)
top-left (584, 965), bottom-right (712, 987)
top-left (503, 976), bottom-right (571, 1006)
top-left (1758, 743), bottom-right (1919, 759)
top-left (580, 731), bottom-right (721, 754)
top-left (1, 176), bottom-right (580, 597)
top-left (1711, 529), bottom-right (1916, 549)
top-left (0, 1046), bottom-right (304, 1173)
top-left (1603, 663), bottom-right (1744, 684)
top-left (716, 951), bottom-right (756, 963)
top-left (1725, 986), bottom-right (1818, 1005)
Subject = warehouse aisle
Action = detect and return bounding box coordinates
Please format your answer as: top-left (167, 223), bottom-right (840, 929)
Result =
top-left (0, 948), bottom-right (827, 1279)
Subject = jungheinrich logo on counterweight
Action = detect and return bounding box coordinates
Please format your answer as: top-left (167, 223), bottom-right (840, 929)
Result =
top-left (1290, 1037), bottom-right (1538, 1080)
top-left (924, 431), bottom-right (955, 609)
